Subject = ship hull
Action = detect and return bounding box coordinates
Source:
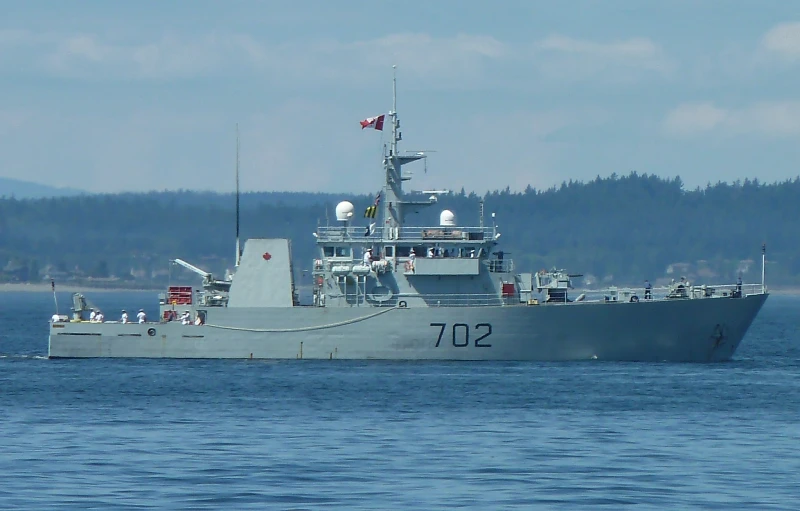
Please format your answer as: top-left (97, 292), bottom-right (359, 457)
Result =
top-left (49, 293), bottom-right (768, 362)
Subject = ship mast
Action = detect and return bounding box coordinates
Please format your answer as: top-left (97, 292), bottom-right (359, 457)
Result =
top-left (381, 66), bottom-right (429, 240)
top-left (382, 66), bottom-right (401, 240)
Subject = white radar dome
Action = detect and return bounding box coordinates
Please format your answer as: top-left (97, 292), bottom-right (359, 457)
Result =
top-left (439, 209), bottom-right (456, 227)
top-left (335, 201), bottom-right (355, 221)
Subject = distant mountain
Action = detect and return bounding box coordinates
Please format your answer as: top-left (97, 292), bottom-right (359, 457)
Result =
top-left (0, 177), bottom-right (85, 199)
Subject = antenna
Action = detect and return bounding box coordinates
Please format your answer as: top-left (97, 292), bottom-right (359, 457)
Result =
top-left (761, 243), bottom-right (766, 293)
top-left (391, 64), bottom-right (398, 157)
top-left (51, 279), bottom-right (58, 315)
top-left (235, 124), bottom-right (241, 267)
top-left (479, 199), bottom-right (484, 229)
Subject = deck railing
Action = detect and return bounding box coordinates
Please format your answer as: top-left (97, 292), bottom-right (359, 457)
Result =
top-left (316, 225), bottom-right (495, 242)
top-left (569, 282), bottom-right (764, 303)
top-left (324, 282), bottom-right (765, 308)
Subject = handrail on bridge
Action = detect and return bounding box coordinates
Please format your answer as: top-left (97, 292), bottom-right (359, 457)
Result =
top-left (316, 225), bottom-right (494, 242)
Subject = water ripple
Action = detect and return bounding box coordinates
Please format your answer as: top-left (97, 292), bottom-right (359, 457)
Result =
top-left (1, 292), bottom-right (800, 509)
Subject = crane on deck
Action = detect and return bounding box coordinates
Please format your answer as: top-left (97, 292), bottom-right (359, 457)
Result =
top-left (171, 258), bottom-right (232, 293)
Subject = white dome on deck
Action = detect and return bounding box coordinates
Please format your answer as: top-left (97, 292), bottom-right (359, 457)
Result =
top-left (439, 209), bottom-right (456, 227)
top-left (335, 201), bottom-right (355, 221)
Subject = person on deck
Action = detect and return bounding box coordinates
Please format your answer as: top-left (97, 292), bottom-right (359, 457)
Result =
top-left (363, 248), bottom-right (373, 266)
top-left (644, 280), bottom-right (652, 300)
top-left (181, 311), bottom-right (191, 325)
top-left (137, 309), bottom-right (146, 324)
top-left (121, 310), bottom-right (129, 324)
top-left (89, 309), bottom-right (97, 322)
top-left (95, 311), bottom-right (104, 323)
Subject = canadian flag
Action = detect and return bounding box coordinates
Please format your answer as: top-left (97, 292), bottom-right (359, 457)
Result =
top-left (360, 114), bottom-right (385, 131)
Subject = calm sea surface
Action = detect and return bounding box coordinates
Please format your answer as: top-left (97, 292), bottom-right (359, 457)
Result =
top-left (1, 291), bottom-right (799, 510)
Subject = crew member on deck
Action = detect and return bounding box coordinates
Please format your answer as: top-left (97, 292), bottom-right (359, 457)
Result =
top-left (181, 311), bottom-right (191, 325)
top-left (644, 280), bottom-right (652, 300)
top-left (95, 310), bottom-right (104, 323)
top-left (137, 309), bottom-right (146, 323)
top-left (89, 309), bottom-right (97, 322)
top-left (363, 248), bottom-right (373, 266)
top-left (121, 310), bottom-right (129, 324)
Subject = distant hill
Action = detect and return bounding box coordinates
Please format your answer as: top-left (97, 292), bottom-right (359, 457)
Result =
top-left (2, 173), bottom-right (800, 287)
top-left (0, 177), bottom-right (85, 199)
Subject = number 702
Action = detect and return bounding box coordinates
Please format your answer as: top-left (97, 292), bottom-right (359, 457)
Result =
top-left (430, 322), bottom-right (492, 348)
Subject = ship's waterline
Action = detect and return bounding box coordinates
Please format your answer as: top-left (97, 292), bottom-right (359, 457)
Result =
top-left (50, 292), bottom-right (766, 362)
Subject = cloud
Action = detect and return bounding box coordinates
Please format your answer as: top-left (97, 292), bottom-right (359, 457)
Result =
top-left (0, 29), bottom-right (508, 84)
top-left (663, 103), bottom-right (728, 135)
top-left (42, 33), bottom-right (239, 79)
top-left (0, 28), bottom-right (674, 87)
top-left (539, 35), bottom-right (661, 61)
top-left (329, 33), bottom-right (507, 80)
top-left (533, 35), bottom-right (674, 80)
top-left (761, 22), bottom-right (800, 59)
top-left (663, 101), bottom-right (800, 137)
top-left (0, 109), bottom-right (30, 136)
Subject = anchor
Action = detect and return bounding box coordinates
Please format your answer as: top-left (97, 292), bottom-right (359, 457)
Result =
top-left (711, 323), bottom-right (728, 348)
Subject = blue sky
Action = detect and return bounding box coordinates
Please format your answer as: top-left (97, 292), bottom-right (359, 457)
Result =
top-left (1, 1), bottom-right (798, 194)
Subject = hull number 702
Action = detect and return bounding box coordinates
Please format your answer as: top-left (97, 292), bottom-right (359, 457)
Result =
top-left (430, 323), bottom-right (492, 348)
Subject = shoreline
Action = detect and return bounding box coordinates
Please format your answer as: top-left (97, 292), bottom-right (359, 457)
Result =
top-left (0, 283), bottom-right (165, 293)
top-left (3, 282), bottom-right (800, 295)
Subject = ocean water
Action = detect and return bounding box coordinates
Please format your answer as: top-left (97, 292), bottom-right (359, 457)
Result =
top-left (1, 291), bottom-right (799, 510)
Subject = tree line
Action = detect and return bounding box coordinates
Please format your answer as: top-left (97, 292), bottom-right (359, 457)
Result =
top-left (1, 172), bottom-right (798, 287)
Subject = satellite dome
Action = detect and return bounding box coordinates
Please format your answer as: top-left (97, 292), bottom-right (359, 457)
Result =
top-left (439, 209), bottom-right (456, 227)
top-left (335, 201), bottom-right (355, 221)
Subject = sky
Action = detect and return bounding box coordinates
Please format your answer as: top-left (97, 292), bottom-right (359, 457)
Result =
top-left (1, 1), bottom-right (799, 195)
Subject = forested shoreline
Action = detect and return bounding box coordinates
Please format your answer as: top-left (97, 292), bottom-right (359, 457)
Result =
top-left (1, 173), bottom-right (798, 288)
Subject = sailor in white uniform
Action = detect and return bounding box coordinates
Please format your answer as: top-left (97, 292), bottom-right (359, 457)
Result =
top-left (121, 310), bottom-right (129, 324)
top-left (89, 309), bottom-right (97, 322)
top-left (408, 249), bottom-right (416, 273)
top-left (181, 311), bottom-right (191, 325)
top-left (137, 309), bottom-right (146, 324)
top-left (95, 311), bottom-right (104, 323)
top-left (363, 248), bottom-right (373, 266)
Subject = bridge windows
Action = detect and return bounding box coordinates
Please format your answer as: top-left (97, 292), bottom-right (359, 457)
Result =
top-left (322, 246), bottom-right (353, 258)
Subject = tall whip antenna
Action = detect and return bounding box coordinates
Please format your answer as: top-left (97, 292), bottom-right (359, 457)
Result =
top-left (51, 279), bottom-right (58, 315)
top-left (235, 123), bottom-right (241, 267)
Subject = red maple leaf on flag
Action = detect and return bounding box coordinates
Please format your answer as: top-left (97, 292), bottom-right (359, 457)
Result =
top-left (262, 252), bottom-right (272, 261)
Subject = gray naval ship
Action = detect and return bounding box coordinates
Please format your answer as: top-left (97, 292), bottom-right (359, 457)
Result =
top-left (49, 76), bottom-right (769, 362)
